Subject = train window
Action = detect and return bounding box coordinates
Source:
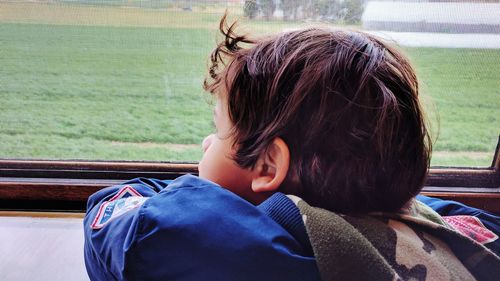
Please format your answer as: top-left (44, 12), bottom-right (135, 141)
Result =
top-left (0, 0), bottom-right (498, 167)
top-left (1, 3), bottom-right (498, 279)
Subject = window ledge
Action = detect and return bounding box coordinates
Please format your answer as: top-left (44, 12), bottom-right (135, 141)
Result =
top-left (0, 160), bottom-right (498, 212)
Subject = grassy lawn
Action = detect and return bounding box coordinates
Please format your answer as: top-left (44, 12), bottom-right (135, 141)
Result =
top-left (0, 2), bottom-right (498, 167)
top-left (406, 47), bottom-right (499, 166)
top-left (0, 23), bottom-right (214, 161)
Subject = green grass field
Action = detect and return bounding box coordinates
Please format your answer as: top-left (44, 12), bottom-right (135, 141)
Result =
top-left (0, 2), bottom-right (499, 166)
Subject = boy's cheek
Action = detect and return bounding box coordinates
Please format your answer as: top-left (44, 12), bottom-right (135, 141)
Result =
top-left (202, 134), bottom-right (214, 153)
top-left (198, 148), bottom-right (229, 182)
top-left (198, 140), bottom-right (221, 181)
top-left (199, 134), bottom-right (217, 178)
top-left (198, 154), bottom-right (209, 179)
top-left (197, 140), bottom-right (253, 195)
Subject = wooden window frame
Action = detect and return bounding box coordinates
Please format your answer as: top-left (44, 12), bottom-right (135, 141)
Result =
top-left (1, 137), bottom-right (499, 213)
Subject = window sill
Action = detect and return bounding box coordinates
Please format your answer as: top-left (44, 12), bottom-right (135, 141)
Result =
top-left (0, 160), bottom-right (498, 213)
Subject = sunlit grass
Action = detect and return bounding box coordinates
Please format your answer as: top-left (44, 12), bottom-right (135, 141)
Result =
top-left (0, 23), bottom-right (214, 161)
top-left (406, 47), bottom-right (500, 162)
top-left (0, 2), bottom-right (498, 166)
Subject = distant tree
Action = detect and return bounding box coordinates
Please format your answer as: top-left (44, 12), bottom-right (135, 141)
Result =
top-left (315, 0), bottom-right (341, 21)
top-left (260, 0), bottom-right (276, 20)
top-left (342, 0), bottom-right (364, 24)
top-left (244, 0), bottom-right (258, 19)
top-left (281, 0), bottom-right (300, 21)
top-left (302, 0), bottom-right (315, 20)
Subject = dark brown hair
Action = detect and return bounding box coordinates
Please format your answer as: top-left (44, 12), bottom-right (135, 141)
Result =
top-left (204, 16), bottom-right (431, 213)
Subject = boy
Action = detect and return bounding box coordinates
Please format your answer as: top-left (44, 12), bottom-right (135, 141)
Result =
top-left (84, 17), bottom-right (499, 280)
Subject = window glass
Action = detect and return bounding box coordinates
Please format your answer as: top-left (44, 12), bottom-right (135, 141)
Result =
top-left (1, 0), bottom-right (498, 167)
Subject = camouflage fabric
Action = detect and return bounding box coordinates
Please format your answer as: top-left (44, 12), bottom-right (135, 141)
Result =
top-left (287, 196), bottom-right (500, 281)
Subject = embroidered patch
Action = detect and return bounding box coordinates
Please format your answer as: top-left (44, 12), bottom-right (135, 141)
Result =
top-left (91, 186), bottom-right (148, 229)
top-left (444, 215), bottom-right (498, 245)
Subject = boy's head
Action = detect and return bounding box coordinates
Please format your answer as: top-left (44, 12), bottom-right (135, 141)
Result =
top-left (199, 18), bottom-right (431, 213)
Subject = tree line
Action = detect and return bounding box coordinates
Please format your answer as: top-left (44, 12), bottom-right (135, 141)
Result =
top-left (244, 0), bottom-right (365, 24)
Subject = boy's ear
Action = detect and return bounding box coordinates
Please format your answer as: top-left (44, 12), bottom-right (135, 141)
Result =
top-left (251, 137), bottom-right (290, 193)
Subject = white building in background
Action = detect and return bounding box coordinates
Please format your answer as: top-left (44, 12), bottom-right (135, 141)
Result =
top-left (362, 1), bottom-right (500, 34)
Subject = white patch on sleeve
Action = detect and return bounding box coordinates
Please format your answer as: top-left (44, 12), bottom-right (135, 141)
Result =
top-left (286, 195), bottom-right (307, 224)
top-left (91, 186), bottom-right (148, 229)
top-left (286, 195), bottom-right (302, 206)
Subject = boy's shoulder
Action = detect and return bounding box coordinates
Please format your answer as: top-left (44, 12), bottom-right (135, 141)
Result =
top-left (84, 174), bottom-right (266, 246)
top-left (84, 175), bottom-right (319, 281)
top-left (135, 174), bottom-right (278, 237)
top-left (291, 197), bottom-right (500, 281)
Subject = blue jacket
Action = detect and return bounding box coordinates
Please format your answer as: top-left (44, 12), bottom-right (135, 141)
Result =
top-left (84, 174), bottom-right (320, 281)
